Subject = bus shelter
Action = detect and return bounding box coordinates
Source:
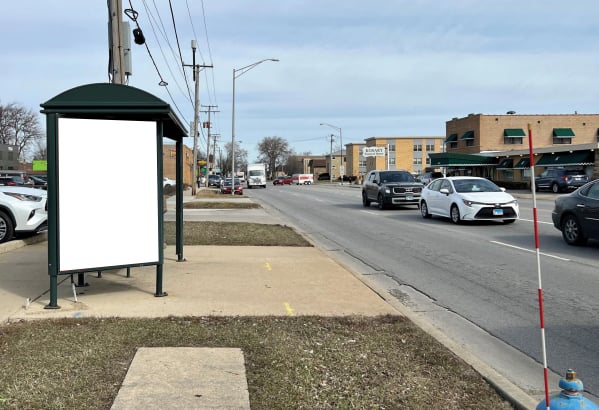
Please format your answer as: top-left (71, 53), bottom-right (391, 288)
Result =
top-left (40, 83), bottom-right (188, 308)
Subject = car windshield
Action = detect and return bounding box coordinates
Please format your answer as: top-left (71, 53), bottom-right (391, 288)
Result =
top-left (452, 179), bottom-right (501, 193)
top-left (380, 172), bottom-right (415, 183)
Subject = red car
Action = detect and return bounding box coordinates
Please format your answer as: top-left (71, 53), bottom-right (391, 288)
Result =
top-left (220, 178), bottom-right (243, 195)
top-left (273, 176), bottom-right (292, 185)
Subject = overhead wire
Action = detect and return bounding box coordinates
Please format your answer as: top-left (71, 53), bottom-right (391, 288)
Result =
top-left (167, 0), bottom-right (194, 105)
top-left (124, 1), bottom-right (187, 124)
top-left (141, 0), bottom-right (192, 108)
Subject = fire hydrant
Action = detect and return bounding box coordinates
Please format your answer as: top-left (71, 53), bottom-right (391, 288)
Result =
top-left (536, 369), bottom-right (599, 409)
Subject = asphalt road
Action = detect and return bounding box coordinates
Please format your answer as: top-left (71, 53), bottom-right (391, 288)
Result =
top-left (245, 183), bottom-right (599, 400)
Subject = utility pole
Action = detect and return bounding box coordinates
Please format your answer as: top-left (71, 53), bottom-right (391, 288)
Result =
top-left (211, 134), bottom-right (220, 176)
top-left (183, 40), bottom-right (212, 195)
top-left (109, 0), bottom-right (125, 84)
top-left (201, 105), bottom-right (219, 187)
top-left (328, 134), bottom-right (335, 184)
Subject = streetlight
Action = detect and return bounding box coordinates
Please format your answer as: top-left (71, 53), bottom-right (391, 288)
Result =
top-left (320, 122), bottom-right (343, 184)
top-left (232, 58), bottom-right (279, 195)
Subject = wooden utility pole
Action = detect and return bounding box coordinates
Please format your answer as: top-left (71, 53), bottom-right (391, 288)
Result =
top-left (183, 41), bottom-right (213, 195)
top-left (109, 0), bottom-right (125, 84)
top-left (201, 105), bottom-right (219, 186)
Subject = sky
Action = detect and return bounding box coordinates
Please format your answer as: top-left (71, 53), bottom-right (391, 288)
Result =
top-left (2, 1), bottom-right (599, 162)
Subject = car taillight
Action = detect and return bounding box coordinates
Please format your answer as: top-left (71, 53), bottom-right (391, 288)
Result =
top-left (562, 176), bottom-right (568, 181)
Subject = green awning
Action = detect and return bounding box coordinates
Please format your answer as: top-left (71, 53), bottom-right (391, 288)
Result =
top-left (504, 128), bottom-right (526, 137)
top-left (513, 158), bottom-right (530, 169)
top-left (460, 130), bottom-right (474, 140)
top-left (496, 158), bottom-right (514, 169)
top-left (552, 128), bottom-right (575, 138)
top-left (536, 151), bottom-right (594, 166)
top-left (429, 153), bottom-right (497, 167)
top-left (445, 133), bottom-right (458, 143)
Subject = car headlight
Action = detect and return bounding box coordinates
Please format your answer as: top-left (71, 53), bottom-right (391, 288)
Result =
top-left (462, 199), bottom-right (484, 207)
top-left (2, 192), bottom-right (43, 202)
top-left (505, 199), bottom-right (518, 206)
top-left (384, 188), bottom-right (391, 194)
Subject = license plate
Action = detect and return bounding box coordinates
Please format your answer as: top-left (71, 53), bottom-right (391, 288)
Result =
top-left (493, 208), bottom-right (504, 216)
top-left (406, 194), bottom-right (413, 201)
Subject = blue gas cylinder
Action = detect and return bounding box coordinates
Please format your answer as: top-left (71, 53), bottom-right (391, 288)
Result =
top-left (536, 369), bottom-right (599, 410)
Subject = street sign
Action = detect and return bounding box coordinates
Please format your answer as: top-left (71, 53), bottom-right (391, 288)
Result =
top-left (363, 146), bottom-right (386, 157)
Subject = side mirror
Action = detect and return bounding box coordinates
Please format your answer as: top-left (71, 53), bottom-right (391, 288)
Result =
top-left (373, 179), bottom-right (379, 184)
top-left (440, 188), bottom-right (450, 195)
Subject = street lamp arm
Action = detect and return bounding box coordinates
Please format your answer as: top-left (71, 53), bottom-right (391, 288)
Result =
top-left (320, 122), bottom-right (341, 133)
top-left (234, 58), bottom-right (279, 79)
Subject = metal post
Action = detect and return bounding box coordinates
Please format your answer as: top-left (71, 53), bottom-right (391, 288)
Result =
top-left (231, 59), bottom-right (278, 195)
top-left (231, 68), bottom-right (236, 195)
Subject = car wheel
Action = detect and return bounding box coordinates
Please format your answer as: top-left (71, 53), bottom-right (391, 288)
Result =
top-left (0, 210), bottom-right (15, 244)
top-left (502, 219), bottom-right (516, 224)
top-left (362, 192), bottom-right (371, 207)
top-left (377, 194), bottom-right (387, 210)
top-left (551, 183), bottom-right (560, 193)
top-left (420, 201), bottom-right (431, 218)
top-left (561, 214), bottom-right (587, 245)
top-left (450, 204), bottom-right (461, 224)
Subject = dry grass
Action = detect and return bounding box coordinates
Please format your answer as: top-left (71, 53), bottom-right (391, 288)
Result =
top-left (164, 221), bottom-right (312, 246)
top-left (0, 316), bottom-right (513, 409)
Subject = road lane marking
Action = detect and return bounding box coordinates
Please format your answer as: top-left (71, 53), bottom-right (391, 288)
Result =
top-left (518, 218), bottom-right (553, 225)
top-left (360, 210), bottom-right (382, 216)
top-left (284, 303), bottom-right (295, 316)
top-left (490, 241), bottom-right (570, 261)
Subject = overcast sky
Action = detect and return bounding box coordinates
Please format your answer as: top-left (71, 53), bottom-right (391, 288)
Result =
top-left (2, 1), bottom-right (598, 161)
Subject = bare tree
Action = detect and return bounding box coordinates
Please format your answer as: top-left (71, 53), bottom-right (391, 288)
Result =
top-left (256, 136), bottom-right (290, 179)
top-left (220, 141), bottom-right (248, 177)
top-left (0, 102), bottom-right (44, 161)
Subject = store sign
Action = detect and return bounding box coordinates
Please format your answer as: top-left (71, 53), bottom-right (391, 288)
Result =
top-left (363, 147), bottom-right (386, 157)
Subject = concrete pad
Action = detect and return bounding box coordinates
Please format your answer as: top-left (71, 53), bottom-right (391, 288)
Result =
top-left (111, 347), bottom-right (250, 410)
top-left (11, 245), bottom-right (399, 321)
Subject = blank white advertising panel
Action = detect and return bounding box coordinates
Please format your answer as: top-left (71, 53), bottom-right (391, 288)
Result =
top-left (58, 118), bottom-right (159, 272)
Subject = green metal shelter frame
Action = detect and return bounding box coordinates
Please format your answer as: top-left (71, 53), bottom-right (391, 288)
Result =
top-left (40, 83), bottom-right (188, 309)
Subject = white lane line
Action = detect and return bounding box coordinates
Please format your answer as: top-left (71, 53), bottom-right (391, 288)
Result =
top-left (518, 218), bottom-right (553, 225)
top-left (490, 240), bottom-right (570, 261)
top-left (360, 210), bottom-right (382, 216)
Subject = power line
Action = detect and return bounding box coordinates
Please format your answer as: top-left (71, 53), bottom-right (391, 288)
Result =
top-left (167, 0), bottom-right (194, 104)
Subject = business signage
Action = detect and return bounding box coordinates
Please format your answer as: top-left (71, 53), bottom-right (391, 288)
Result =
top-left (363, 146), bottom-right (386, 157)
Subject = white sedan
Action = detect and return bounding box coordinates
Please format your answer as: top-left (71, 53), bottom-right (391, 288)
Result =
top-left (0, 186), bottom-right (48, 243)
top-left (419, 177), bottom-right (519, 224)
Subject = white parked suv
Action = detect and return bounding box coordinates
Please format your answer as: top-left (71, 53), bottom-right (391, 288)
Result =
top-left (0, 186), bottom-right (48, 243)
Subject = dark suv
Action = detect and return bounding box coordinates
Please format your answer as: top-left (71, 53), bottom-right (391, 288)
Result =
top-left (535, 169), bottom-right (589, 193)
top-left (362, 170), bottom-right (423, 209)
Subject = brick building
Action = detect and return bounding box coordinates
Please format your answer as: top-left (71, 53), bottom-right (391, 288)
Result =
top-left (163, 143), bottom-right (195, 186)
top-left (431, 113), bottom-right (599, 187)
top-left (363, 136), bottom-right (445, 175)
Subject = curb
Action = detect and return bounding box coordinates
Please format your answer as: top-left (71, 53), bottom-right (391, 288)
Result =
top-left (0, 231), bottom-right (48, 255)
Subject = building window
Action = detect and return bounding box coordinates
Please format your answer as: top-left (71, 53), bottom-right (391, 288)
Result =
top-left (413, 143), bottom-right (422, 152)
top-left (426, 143), bottom-right (435, 151)
top-left (466, 139), bottom-right (474, 147)
top-left (504, 137), bottom-right (523, 145)
top-left (359, 160), bottom-right (366, 167)
top-left (553, 137), bottom-right (571, 145)
top-left (413, 158), bottom-right (422, 165)
top-left (426, 157), bottom-right (431, 165)
top-left (389, 157), bottom-right (396, 165)
top-left (449, 142), bottom-right (458, 149)
top-left (388, 144), bottom-right (396, 152)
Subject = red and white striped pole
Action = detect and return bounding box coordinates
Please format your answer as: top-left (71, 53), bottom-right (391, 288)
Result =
top-left (528, 123), bottom-right (550, 409)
